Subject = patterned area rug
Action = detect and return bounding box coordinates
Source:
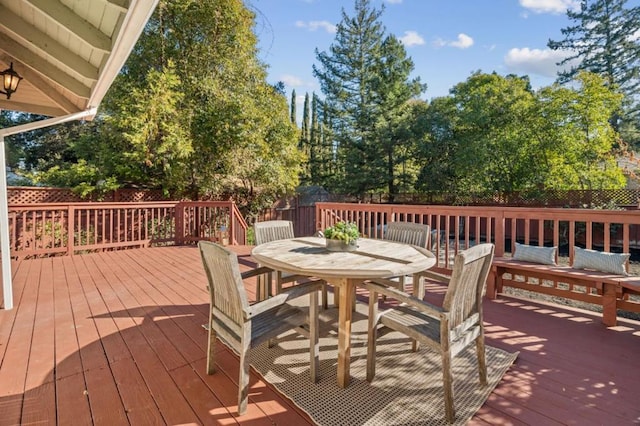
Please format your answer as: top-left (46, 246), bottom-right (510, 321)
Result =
top-left (251, 303), bottom-right (518, 426)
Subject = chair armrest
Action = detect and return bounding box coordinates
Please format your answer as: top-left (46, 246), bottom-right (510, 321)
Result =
top-left (280, 280), bottom-right (324, 300)
top-left (361, 281), bottom-right (445, 319)
top-left (241, 266), bottom-right (274, 279)
top-left (415, 269), bottom-right (451, 285)
top-left (245, 281), bottom-right (323, 318)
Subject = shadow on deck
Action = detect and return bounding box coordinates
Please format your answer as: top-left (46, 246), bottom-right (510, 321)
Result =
top-left (0, 245), bottom-right (638, 425)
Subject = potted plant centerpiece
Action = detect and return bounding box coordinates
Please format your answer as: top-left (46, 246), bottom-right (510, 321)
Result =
top-left (322, 221), bottom-right (360, 252)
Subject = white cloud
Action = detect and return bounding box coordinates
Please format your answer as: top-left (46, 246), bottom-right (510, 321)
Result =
top-left (434, 33), bottom-right (474, 49)
top-left (399, 31), bottom-right (425, 47)
top-left (384, 0), bottom-right (403, 4)
top-left (295, 20), bottom-right (337, 33)
top-left (519, 0), bottom-right (579, 14)
top-left (280, 74), bottom-right (303, 87)
top-left (451, 33), bottom-right (474, 49)
top-left (280, 75), bottom-right (317, 91)
top-left (504, 47), bottom-right (577, 78)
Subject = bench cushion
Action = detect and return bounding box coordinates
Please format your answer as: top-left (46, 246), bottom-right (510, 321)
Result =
top-left (513, 243), bottom-right (557, 265)
top-left (573, 247), bottom-right (630, 276)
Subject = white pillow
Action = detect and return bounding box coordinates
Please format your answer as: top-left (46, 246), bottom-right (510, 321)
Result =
top-left (573, 247), bottom-right (630, 275)
top-left (513, 242), bottom-right (557, 265)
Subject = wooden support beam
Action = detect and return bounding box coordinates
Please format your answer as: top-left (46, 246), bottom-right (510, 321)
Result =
top-left (26, 0), bottom-right (112, 53)
top-left (0, 99), bottom-right (70, 117)
top-left (105, 0), bottom-right (130, 13)
top-left (0, 5), bottom-right (99, 80)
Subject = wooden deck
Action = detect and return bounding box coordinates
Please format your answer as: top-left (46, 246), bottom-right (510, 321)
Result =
top-left (1, 245), bottom-right (639, 425)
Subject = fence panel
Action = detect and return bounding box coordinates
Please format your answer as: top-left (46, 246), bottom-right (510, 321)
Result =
top-left (316, 202), bottom-right (640, 271)
top-left (7, 201), bottom-right (249, 258)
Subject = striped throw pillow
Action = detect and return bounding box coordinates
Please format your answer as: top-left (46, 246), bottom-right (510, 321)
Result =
top-left (513, 243), bottom-right (557, 265)
top-left (573, 247), bottom-right (630, 275)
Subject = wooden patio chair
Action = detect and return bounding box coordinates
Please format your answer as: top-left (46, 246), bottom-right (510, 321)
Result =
top-left (254, 220), bottom-right (328, 308)
top-left (361, 243), bottom-right (495, 423)
top-left (198, 241), bottom-right (321, 415)
top-left (374, 222), bottom-right (432, 297)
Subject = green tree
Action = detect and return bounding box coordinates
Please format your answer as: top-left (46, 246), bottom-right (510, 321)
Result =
top-left (290, 89), bottom-right (297, 124)
top-left (416, 96), bottom-right (459, 193)
top-left (548, 0), bottom-right (640, 137)
top-left (299, 92), bottom-right (311, 184)
top-left (313, 0), bottom-right (424, 197)
top-left (301, 92), bottom-right (310, 145)
top-left (416, 72), bottom-right (625, 197)
top-left (373, 35), bottom-right (426, 199)
top-left (537, 72), bottom-right (626, 189)
top-left (20, 0), bottom-right (302, 213)
top-left (102, 63), bottom-right (191, 193)
top-left (447, 72), bottom-right (541, 196)
top-left (309, 93), bottom-right (332, 187)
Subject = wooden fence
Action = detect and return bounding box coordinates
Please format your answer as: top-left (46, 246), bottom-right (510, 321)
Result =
top-left (7, 201), bottom-right (247, 259)
top-left (8, 186), bottom-right (167, 204)
top-left (333, 189), bottom-right (640, 208)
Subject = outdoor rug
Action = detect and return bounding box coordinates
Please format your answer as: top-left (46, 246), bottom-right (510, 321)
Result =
top-left (251, 303), bottom-right (518, 426)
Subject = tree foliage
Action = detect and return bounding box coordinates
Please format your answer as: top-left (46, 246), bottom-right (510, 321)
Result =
top-left (416, 72), bottom-right (626, 198)
top-left (548, 0), bottom-right (640, 139)
top-left (537, 72), bottom-right (625, 189)
top-left (313, 0), bottom-right (425, 198)
top-left (7, 0), bottom-right (302, 214)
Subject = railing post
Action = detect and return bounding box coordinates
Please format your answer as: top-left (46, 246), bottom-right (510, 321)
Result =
top-left (67, 205), bottom-right (75, 256)
top-left (175, 202), bottom-right (184, 245)
top-left (494, 209), bottom-right (505, 257)
top-left (316, 203), bottom-right (323, 233)
top-left (229, 201), bottom-right (235, 245)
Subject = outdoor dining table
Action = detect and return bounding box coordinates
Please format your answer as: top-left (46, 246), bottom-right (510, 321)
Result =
top-left (251, 236), bottom-right (436, 388)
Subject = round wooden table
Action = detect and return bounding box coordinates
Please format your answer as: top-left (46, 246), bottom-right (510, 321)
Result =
top-left (252, 236), bottom-right (436, 388)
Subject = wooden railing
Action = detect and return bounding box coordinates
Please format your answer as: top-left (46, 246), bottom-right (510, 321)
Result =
top-left (11, 199), bottom-right (640, 269)
top-left (316, 202), bottom-right (640, 271)
top-left (8, 201), bottom-right (247, 259)
top-left (175, 201), bottom-right (247, 246)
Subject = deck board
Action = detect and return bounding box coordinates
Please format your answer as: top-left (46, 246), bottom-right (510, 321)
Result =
top-left (1, 245), bottom-right (639, 425)
top-left (56, 372), bottom-right (93, 425)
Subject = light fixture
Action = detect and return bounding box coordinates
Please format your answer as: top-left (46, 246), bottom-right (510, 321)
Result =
top-left (0, 62), bottom-right (23, 99)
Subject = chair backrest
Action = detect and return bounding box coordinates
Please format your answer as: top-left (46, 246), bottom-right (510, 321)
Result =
top-left (254, 220), bottom-right (295, 245)
top-left (198, 241), bottom-right (249, 326)
top-left (442, 243), bottom-right (495, 330)
top-left (384, 222), bottom-right (431, 248)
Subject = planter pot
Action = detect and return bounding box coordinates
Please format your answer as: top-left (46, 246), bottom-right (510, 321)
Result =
top-left (325, 238), bottom-right (358, 252)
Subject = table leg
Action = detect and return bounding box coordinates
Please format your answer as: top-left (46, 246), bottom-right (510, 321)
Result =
top-left (412, 274), bottom-right (424, 352)
top-left (334, 277), bottom-right (353, 388)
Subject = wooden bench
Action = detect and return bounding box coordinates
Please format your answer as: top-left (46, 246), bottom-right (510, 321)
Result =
top-left (488, 258), bottom-right (640, 326)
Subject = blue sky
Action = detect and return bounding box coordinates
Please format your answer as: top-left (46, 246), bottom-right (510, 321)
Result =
top-left (248, 0), bottom-right (638, 117)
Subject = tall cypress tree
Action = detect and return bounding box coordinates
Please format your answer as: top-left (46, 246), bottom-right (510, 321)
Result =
top-left (302, 93), bottom-right (311, 144)
top-left (290, 89), bottom-right (297, 125)
top-left (299, 92), bottom-right (311, 184)
top-left (309, 93), bottom-right (320, 185)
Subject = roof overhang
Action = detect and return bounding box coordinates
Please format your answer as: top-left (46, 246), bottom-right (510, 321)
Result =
top-left (0, 0), bottom-right (159, 118)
